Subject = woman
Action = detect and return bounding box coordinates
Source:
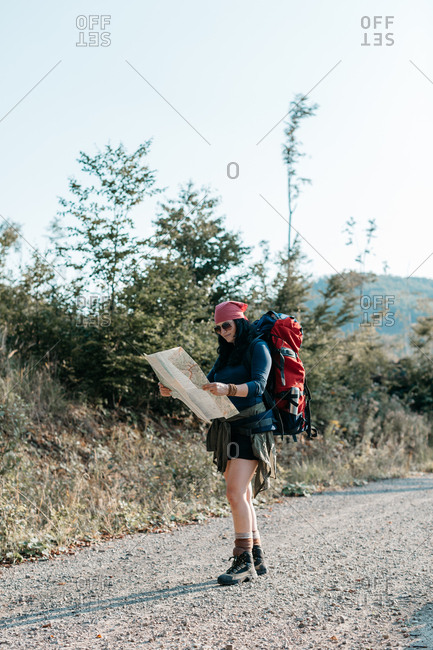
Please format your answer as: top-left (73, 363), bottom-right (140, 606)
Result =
top-left (159, 300), bottom-right (277, 586)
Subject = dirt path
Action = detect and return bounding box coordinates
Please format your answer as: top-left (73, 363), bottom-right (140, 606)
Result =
top-left (1, 474), bottom-right (433, 649)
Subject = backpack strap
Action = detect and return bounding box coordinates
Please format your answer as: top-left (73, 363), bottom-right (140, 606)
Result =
top-left (243, 336), bottom-right (263, 372)
top-left (303, 376), bottom-right (318, 439)
top-left (243, 337), bottom-right (285, 436)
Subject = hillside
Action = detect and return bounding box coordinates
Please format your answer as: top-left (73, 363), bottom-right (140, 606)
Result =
top-left (306, 274), bottom-right (433, 354)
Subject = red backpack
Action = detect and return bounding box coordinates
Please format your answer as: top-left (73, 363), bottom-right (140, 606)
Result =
top-left (244, 310), bottom-right (317, 441)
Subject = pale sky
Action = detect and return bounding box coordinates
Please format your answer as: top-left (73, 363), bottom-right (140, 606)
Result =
top-left (1, 0), bottom-right (433, 281)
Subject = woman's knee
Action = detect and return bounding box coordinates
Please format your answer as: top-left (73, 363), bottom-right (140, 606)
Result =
top-left (226, 484), bottom-right (248, 506)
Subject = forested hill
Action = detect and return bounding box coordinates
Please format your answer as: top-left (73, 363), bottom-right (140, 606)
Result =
top-left (306, 274), bottom-right (433, 347)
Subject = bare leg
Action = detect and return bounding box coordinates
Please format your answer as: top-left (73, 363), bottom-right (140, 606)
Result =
top-left (246, 482), bottom-right (258, 534)
top-left (223, 459), bottom-right (259, 533)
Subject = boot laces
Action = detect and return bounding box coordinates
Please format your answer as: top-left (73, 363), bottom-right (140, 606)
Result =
top-left (226, 554), bottom-right (246, 573)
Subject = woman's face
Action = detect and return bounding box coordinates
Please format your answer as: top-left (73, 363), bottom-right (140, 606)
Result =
top-left (216, 319), bottom-right (236, 344)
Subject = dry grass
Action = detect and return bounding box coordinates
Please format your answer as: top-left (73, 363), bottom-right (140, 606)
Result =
top-left (276, 399), bottom-right (433, 491)
top-left (1, 360), bottom-right (432, 563)
top-left (0, 400), bottom-right (229, 562)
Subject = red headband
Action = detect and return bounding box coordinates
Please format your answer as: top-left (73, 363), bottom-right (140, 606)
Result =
top-left (214, 301), bottom-right (248, 323)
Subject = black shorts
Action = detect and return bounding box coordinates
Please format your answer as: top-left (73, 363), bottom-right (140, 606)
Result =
top-left (228, 427), bottom-right (257, 461)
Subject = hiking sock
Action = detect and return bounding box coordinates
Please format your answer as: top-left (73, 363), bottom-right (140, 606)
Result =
top-left (252, 529), bottom-right (261, 547)
top-left (233, 532), bottom-right (253, 556)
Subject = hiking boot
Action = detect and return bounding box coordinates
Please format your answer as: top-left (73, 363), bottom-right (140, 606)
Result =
top-left (252, 544), bottom-right (268, 575)
top-left (217, 551), bottom-right (256, 586)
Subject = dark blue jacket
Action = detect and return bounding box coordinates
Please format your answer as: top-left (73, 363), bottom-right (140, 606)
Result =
top-left (207, 339), bottom-right (276, 433)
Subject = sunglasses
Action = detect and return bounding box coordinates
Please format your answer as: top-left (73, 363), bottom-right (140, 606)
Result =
top-left (214, 321), bottom-right (233, 335)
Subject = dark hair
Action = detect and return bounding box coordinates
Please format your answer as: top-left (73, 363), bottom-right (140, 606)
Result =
top-left (213, 318), bottom-right (257, 371)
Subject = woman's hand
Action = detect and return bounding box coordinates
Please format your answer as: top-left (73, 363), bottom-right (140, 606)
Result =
top-left (158, 382), bottom-right (172, 397)
top-left (202, 382), bottom-right (229, 396)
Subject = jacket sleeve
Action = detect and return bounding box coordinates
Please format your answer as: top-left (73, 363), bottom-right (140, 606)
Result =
top-left (245, 341), bottom-right (272, 397)
top-left (207, 360), bottom-right (218, 382)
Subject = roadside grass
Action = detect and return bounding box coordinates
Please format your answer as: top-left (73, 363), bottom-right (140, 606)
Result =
top-left (1, 365), bottom-right (432, 563)
top-left (277, 401), bottom-right (433, 491)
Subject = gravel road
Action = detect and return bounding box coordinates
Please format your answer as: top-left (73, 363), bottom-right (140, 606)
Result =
top-left (1, 474), bottom-right (433, 649)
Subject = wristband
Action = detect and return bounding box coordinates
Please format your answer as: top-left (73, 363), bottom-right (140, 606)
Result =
top-left (227, 383), bottom-right (238, 396)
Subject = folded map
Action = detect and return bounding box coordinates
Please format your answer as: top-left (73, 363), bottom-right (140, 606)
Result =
top-left (144, 346), bottom-right (239, 423)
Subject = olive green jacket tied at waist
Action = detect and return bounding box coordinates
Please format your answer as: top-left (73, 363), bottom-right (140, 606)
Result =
top-left (206, 402), bottom-right (277, 498)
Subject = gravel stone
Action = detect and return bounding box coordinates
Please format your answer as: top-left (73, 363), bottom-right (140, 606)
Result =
top-left (1, 475), bottom-right (433, 648)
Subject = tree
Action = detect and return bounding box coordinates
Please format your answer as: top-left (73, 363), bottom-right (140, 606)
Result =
top-left (272, 237), bottom-right (313, 320)
top-left (119, 257), bottom-right (216, 401)
top-left (386, 316), bottom-right (433, 414)
top-left (241, 241), bottom-right (274, 319)
top-left (282, 94), bottom-right (318, 268)
top-left (46, 180), bottom-right (253, 407)
top-left (305, 270), bottom-right (370, 336)
top-left (0, 220), bottom-right (21, 282)
top-left (151, 182), bottom-right (250, 287)
top-left (54, 141), bottom-right (160, 310)
top-left (343, 217), bottom-right (377, 295)
top-left (0, 221), bottom-right (21, 331)
top-left (411, 315), bottom-right (433, 351)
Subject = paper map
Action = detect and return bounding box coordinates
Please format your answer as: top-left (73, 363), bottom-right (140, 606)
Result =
top-left (144, 346), bottom-right (239, 423)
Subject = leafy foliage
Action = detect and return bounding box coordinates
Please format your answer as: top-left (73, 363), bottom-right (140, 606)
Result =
top-left (0, 138), bottom-right (431, 433)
